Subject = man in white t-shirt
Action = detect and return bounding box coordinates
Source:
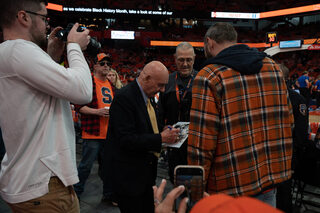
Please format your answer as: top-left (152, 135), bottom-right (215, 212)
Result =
top-left (0, 0), bottom-right (92, 212)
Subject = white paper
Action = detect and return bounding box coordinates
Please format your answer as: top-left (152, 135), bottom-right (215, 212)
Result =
top-left (163, 122), bottom-right (190, 148)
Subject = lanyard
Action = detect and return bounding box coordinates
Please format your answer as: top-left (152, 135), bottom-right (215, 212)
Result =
top-left (175, 72), bottom-right (194, 103)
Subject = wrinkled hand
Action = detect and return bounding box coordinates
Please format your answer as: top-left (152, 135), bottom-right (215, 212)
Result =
top-left (67, 23), bottom-right (90, 50)
top-left (153, 179), bottom-right (187, 213)
top-left (96, 107), bottom-right (109, 117)
top-left (161, 127), bottom-right (180, 144)
top-left (47, 26), bottom-right (65, 63)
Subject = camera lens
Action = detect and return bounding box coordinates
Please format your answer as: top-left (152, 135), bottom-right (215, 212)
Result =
top-left (55, 23), bottom-right (101, 56)
top-left (86, 37), bottom-right (101, 56)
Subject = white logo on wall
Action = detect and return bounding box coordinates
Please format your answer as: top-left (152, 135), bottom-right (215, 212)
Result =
top-left (111, 31), bottom-right (135, 40)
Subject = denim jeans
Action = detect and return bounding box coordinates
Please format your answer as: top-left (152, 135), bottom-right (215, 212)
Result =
top-left (74, 139), bottom-right (103, 196)
top-left (253, 188), bottom-right (277, 208)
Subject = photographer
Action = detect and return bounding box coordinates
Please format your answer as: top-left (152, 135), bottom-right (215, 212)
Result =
top-left (0, 0), bottom-right (92, 212)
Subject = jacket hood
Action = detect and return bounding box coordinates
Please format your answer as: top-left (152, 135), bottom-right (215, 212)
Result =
top-left (203, 44), bottom-right (267, 75)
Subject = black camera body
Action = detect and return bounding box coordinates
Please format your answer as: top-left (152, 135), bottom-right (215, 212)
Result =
top-left (56, 23), bottom-right (101, 56)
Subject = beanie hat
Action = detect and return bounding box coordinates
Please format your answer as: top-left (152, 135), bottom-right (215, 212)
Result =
top-left (190, 194), bottom-right (283, 213)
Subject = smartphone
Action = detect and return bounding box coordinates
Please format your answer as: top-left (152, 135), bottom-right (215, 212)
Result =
top-left (174, 165), bottom-right (204, 211)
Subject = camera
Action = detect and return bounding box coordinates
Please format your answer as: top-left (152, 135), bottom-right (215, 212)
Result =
top-left (56, 23), bottom-right (101, 56)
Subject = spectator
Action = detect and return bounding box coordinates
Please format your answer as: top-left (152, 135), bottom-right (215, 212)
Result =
top-left (107, 68), bottom-right (123, 91)
top-left (158, 42), bottom-right (198, 183)
top-left (73, 53), bottom-right (116, 204)
top-left (0, 0), bottom-right (92, 212)
top-left (190, 194), bottom-right (283, 213)
top-left (314, 76), bottom-right (320, 108)
top-left (107, 61), bottom-right (180, 213)
top-left (188, 22), bottom-right (293, 207)
top-left (276, 64), bottom-right (308, 213)
top-left (296, 71), bottom-right (311, 105)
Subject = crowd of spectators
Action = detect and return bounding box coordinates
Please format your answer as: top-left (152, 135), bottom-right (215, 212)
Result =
top-left (67, 10), bottom-right (319, 87)
top-left (19, 12), bottom-right (315, 88)
top-left (2, 2), bottom-right (320, 86)
top-left (84, 19), bottom-right (320, 46)
top-left (90, 45), bottom-right (207, 86)
top-left (91, 42), bottom-right (320, 86)
top-left (274, 51), bottom-right (320, 79)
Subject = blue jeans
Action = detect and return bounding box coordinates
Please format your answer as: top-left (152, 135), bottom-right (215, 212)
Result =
top-left (253, 188), bottom-right (277, 207)
top-left (74, 139), bottom-right (103, 196)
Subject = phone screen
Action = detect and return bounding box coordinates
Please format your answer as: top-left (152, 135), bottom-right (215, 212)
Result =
top-left (175, 166), bottom-right (204, 211)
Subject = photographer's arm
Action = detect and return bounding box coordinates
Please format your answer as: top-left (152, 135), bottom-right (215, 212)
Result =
top-left (11, 39), bottom-right (92, 104)
top-left (47, 27), bottom-right (65, 63)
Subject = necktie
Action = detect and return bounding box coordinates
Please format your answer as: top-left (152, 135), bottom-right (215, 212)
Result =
top-left (147, 99), bottom-right (160, 158)
top-left (147, 99), bottom-right (159, 134)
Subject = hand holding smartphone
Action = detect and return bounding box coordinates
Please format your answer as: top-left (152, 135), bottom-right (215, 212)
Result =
top-left (174, 165), bottom-right (205, 212)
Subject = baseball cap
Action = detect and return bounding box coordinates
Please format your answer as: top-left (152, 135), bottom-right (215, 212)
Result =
top-left (190, 194), bottom-right (283, 213)
top-left (95, 53), bottom-right (112, 63)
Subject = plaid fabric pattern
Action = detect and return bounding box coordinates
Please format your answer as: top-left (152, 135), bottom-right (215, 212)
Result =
top-left (188, 57), bottom-right (293, 196)
top-left (74, 76), bottom-right (100, 136)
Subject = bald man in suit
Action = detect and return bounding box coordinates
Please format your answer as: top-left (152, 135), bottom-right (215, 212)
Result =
top-left (106, 61), bottom-right (180, 213)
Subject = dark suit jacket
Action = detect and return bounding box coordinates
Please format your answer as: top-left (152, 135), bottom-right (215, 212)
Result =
top-left (106, 80), bottom-right (162, 196)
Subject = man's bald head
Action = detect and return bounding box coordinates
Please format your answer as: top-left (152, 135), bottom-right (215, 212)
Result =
top-left (138, 61), bottom-right (169, 98)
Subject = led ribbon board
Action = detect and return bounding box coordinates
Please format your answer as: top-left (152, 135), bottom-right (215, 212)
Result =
top-left (279, 40), bottom-right (302, 48)
top-left (211, 3), bottom-right (320, 19)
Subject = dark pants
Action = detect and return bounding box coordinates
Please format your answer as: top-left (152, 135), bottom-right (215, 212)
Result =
top-left (276, 179), bottom-right (292, 213)
top-left (168, 141), bottom-right (188, 183)
top-left (100, 141), bottom-right (116, 201)
top-left (117, 186), bottom-right (154, 213)
top-left (316, 91), bottom-right (320, 107)
top-left (299, 87), bottom-right (310, 106)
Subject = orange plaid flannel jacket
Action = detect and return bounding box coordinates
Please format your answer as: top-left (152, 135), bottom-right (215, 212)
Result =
top-left (188, 57), bottom-right (293, 196)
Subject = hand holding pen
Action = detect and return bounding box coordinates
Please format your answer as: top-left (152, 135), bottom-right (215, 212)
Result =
top-left (161, 125), bottom-right (180, 144)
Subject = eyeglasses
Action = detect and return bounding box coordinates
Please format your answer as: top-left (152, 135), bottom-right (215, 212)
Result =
top-left (99, 61), bottom-right (112, 66)
top-left (25, 10), bottom-right (49, 25)
top-left (177, 58), bottom-right (194, 63)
